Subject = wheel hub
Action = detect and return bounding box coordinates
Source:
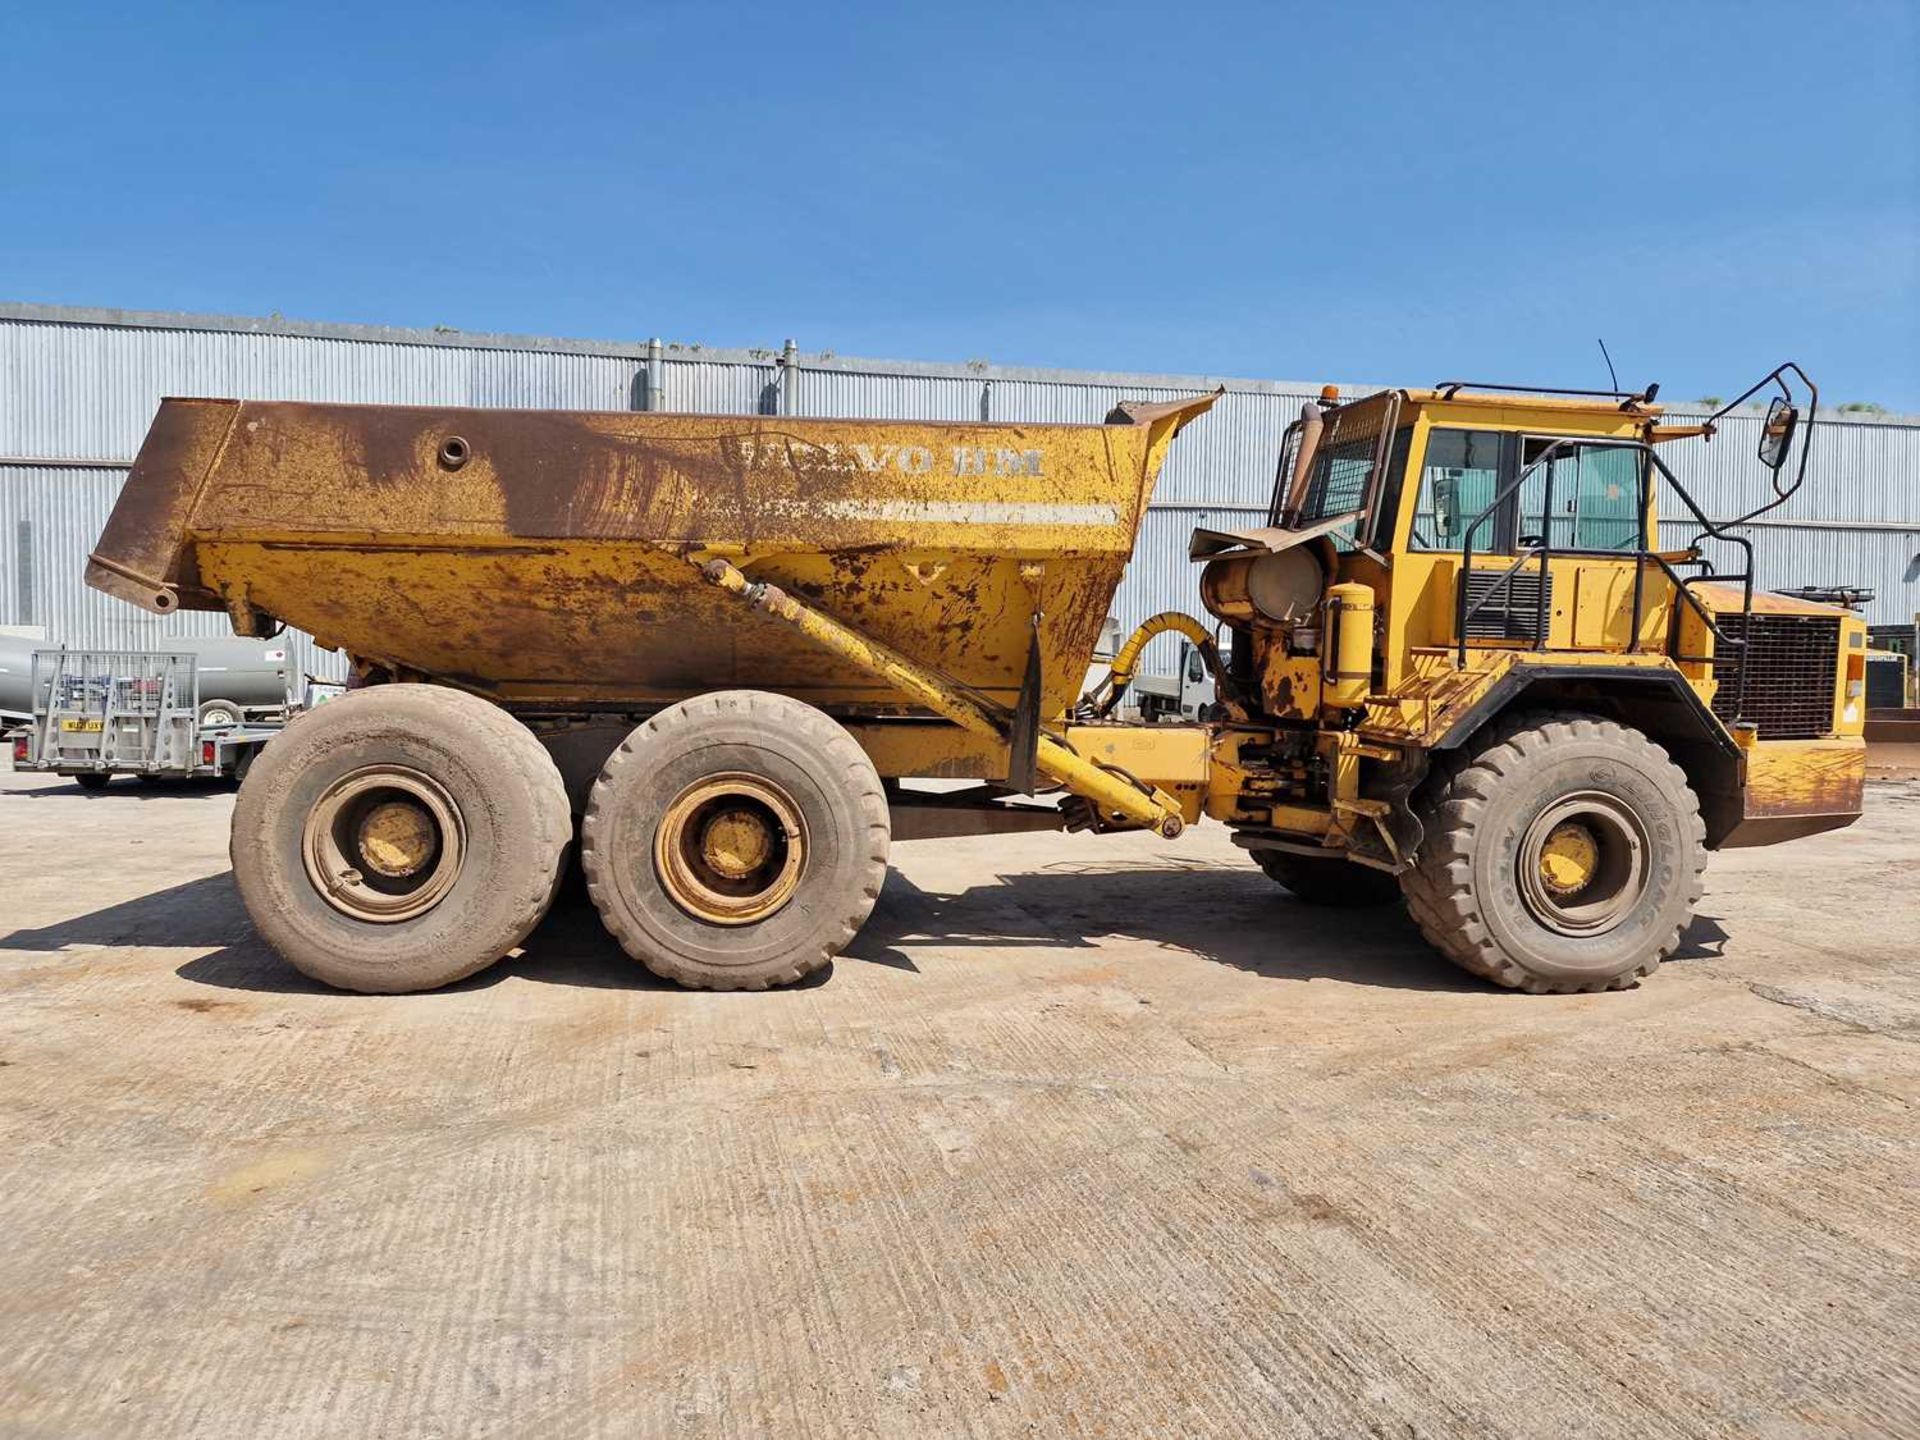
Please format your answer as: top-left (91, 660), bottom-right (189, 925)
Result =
top-left (357, 800), bottom-right (438, 878)
top-left (701, 808), bottom-right (775, 880)
top-left (302, 766), bottom-right (465, 923)
top-left (1517, 792), bottom-right (1648, 937)
top-left (1538, 821), bottom-right (1599, 896)
top-left (655, 773), bottom-right (805, 925)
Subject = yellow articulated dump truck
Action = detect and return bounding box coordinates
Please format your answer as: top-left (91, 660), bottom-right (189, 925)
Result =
top-left (87, 364), bottom-right (1865, 995)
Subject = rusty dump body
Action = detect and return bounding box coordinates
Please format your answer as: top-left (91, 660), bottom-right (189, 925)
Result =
top-left (89, 394), bottom-right (1214, 773)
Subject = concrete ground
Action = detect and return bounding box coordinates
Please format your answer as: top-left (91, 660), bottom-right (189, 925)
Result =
top-left (1, 763), bottom-right (1916, 1439)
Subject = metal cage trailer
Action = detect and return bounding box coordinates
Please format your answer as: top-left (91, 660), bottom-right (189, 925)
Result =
top-left (11, 649), bottom-right (279, 788)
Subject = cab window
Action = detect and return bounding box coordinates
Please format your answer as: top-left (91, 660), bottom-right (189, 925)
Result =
top-left (1407, 428), bottom-right (1645, 554)
top-left (1518, 439), bottom-right (1643, 552)
top-left (1408, 428), bottom-right (1506, 552)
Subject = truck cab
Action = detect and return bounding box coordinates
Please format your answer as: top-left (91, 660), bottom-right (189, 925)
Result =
top-left (1192, 371), bottom-right (1866, 991)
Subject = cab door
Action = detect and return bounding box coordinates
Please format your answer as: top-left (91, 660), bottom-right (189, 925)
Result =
top-left (1395, 427), bottom-right (1672, 656)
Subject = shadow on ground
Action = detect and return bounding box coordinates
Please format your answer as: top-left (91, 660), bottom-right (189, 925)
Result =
top-left (11, 776), bottom-right (235, 800)
top-left (4, 858), bottom-right (1733, 999)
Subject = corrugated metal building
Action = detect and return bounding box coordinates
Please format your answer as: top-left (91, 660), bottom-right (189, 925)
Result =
top-left (4, 301), bottom-right (1917, 682)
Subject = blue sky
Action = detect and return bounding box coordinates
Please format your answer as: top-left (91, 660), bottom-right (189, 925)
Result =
top-left (3, 1), bottom-right (1916, 408)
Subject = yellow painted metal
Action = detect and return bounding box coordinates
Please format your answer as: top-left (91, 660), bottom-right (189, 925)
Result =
top-left (87, 394), bottom-right (1216, 771)
top-left (1063, 724), bottom-right (1212, 824)
top-left (1539, 823), bottom-right (1599, 894)
top-left (1735, 735), bottom-right (1867, 829)
top-left (358, 801), bottom-right (436, 879)
top-left (697, 557), bottom-right (1189, 837)
top-left (654, 772), bottom-right (807, 925)
top-left (1322, 581), bottom-right (1374, 710)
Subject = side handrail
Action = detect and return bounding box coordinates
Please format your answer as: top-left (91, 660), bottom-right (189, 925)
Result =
top-left (1446, 435), bottom-right (1774, 726)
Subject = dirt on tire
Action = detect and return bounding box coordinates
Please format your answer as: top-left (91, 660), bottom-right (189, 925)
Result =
top-left (230, 683), bottom-right (571, 993)
top-left (580, 690), bottom-right (890, 991)
top-left (1401, 710), bottom-right (1707, 993)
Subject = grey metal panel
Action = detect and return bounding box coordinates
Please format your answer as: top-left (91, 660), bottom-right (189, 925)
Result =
top-left (3, 306), bottom-right (1917, 656)
top-left (793, 367), bottom-right (982, 422)
top-left (0, 300), bottom-right (1414, 408)
top-left (0, 465), bottom-right (348, 680)
top-left (0, 320), bottom-right (643, 460)
top-left (657, 358), bottom-right (775, 416)
top-left (1658, 517), bottom-right (1920, 626)
top-left (1111, 503), bottom-right (1263, 640)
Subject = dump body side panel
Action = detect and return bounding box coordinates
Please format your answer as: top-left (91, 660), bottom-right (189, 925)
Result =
top-left (89, 399), bottom-right (1207, 724)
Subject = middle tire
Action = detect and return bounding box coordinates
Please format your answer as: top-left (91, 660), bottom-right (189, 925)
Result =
top-left (580, 691), bottom-right (891, 990)
top-left (1253, 848), bottom-right (1403, 907)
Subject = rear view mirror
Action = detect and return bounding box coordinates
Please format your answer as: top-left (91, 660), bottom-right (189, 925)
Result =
top-left (1759, 397), bottom-right (1799, 471)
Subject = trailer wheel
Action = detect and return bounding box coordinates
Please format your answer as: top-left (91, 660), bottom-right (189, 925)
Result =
top-left (1253, 849), bottom-right (1401, 907)
top-left (198, 700), bottom-right (240, 730)
top-left (1400, 712), bottom-right (1706, 993)
top-left (580, 691), bottom-right (890, 990)
top-left (73, 773), bottom-right (112, 791)
top-left (231, 684), bottom-right (570, 993)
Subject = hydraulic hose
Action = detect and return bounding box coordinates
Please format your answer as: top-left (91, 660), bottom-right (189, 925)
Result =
top-left (1089, 611), bottom-right (1231, 718)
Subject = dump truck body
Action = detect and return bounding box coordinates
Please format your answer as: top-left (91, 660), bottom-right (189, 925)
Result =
top-left (88, 397), bottom-right (1204, 752)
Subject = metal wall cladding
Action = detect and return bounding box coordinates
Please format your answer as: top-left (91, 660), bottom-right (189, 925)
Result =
top-left (0, 321), bottom-right (657, 459)
top-left (655, 357), bottom-right (778, 416)
top-left (3, 307), bottom-right (1917, 655)
top-left (0, 464), bottom-right (348, 681)
top-left (1661, 518), bottom-right (1920, 623)
top-left (1116, 504), bottom-right (1261, 642)
top-left (792, 366), bottom-right (984, 422)
top-left (1652, 406), bottom-right (1920, 527)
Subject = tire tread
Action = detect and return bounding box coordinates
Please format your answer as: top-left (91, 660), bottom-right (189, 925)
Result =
top-left (1400, 710), bottom-right (1707, 994)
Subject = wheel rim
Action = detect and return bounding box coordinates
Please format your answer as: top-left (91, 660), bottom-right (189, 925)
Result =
top-left (653, 772), bottom-right (806, 925)
top-left (301, 765), bottom-right (466, 923)
top-left (1516, 791), bottom-right (1647, 937)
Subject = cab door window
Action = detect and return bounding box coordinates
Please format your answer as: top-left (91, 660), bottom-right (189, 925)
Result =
top-left (1518, 439), bottom-right (1644, 553)
top-left (1408, 428), bottom-right (1511, 552)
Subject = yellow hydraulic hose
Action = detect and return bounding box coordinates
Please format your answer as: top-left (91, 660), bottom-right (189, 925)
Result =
top-left (1092, 611), bottom-right (1226, 718)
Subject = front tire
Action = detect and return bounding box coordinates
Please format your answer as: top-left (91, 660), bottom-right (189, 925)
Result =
top-left (231, 684), bottom-right (571, 993)
top-left (580, 691), bottom-right (890, 990)
top-left (1401, 712), bottom-right (1706, 993)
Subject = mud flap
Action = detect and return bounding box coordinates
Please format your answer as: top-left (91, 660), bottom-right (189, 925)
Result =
top-left (1006, 626), bottom-right (1043, 795)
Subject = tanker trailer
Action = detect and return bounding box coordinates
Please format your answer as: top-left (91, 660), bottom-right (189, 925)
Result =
top-left (0, 633), bottom-right (42, 728)
top-left (166, 635), bottom-right (292, 727)
top-left (85, 396), bottom-right (1215, 992)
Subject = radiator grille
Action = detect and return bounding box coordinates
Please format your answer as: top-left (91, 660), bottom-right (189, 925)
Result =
top-left (1709, 613), bottom-right (1840, 739)
top-left (1460, 569), bottom-right (1553, 642)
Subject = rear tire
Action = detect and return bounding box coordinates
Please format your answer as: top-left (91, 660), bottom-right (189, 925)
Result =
top-left (1253, 848), bottom-right (1402, 907)
top-left (1401, 711), bottom-right (1706, 993)
top-left (231, 684), bottom-right (571, 993)
top-left (73, 773), bottom-right (112, 791)
top-left (581, 691), bottom-right (890, 990)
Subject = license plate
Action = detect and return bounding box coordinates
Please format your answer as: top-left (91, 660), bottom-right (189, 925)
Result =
top-left (59, 718), bottom-right (104, 733)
